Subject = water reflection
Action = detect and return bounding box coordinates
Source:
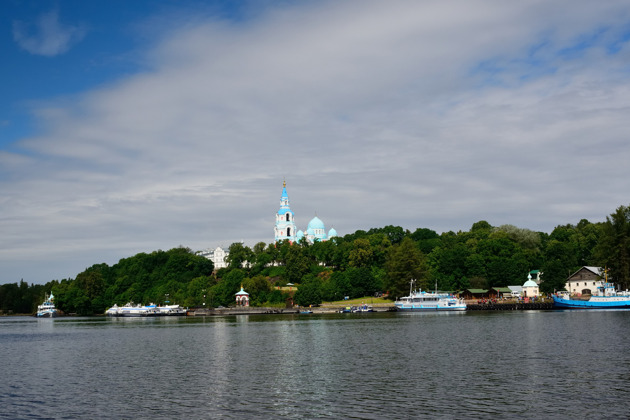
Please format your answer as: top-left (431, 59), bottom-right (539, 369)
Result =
top-left (2, 311), bottom-right (630, 418)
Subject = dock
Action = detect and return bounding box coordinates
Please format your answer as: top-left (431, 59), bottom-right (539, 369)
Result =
top-left (187, 301), bottom-right (554, 316)
top-left (466, 301), bottom-right (553, 310)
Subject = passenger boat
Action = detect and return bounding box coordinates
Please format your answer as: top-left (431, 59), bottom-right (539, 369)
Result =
top-left (395, 280), bottom-right (466, 311)
top-left (106, 303), bottom-right (186, 317)
top-left (552, 282), bottom-right (630, 309)
top-left (155, 304), bottom-right (187, 316)
top-left (37, 293), bottom-right (57, 317)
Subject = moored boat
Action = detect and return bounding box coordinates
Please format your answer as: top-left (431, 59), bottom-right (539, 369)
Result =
top-left (552, 282), bottom-right (630, 309)
top-left (395, 280), bottom-right (466, 311)
top-left (156, 304), bottom-right (187, 316)
top-left (106, 302), bottom-right (187, 317)
top-left (37, 293), bottom-right (57, 318)
top-left (352, 304), bottom-right (374, 313)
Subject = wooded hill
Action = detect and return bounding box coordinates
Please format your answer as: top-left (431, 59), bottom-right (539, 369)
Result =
top-left (2, 204), bottom-right (629, 315)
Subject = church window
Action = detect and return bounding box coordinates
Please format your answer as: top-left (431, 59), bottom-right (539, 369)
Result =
top-left (287, 227), bottom-right (291, 236)
top-left (286, 213), bottom-right (290, 221)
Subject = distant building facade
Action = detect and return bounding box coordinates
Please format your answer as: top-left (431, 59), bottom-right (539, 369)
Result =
top-left (196, 246), bottom-right (229, 270)
top-left (565, 266), bottom-right (604, 295)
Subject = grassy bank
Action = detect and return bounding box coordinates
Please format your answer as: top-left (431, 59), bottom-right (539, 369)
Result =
top-left (321, 297), bottom-right (394, 307)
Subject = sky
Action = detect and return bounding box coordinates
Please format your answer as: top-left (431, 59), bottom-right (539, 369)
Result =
top-left (2, 0), bottom-right (630, 285)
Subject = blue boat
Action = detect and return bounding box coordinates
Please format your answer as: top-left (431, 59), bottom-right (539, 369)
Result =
top-left (552, 282), bottom-right (630, 309)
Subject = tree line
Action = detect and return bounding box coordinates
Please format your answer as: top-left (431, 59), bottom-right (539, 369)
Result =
top-left (2, 204), bottom-right (629, 315)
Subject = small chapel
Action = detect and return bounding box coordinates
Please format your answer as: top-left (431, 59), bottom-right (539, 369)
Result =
top-left (235, 286), bottom-right (250, 307)
top-left (274, 181), bottom-right (337, 243)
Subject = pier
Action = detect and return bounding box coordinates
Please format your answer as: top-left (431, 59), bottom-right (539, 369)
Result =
top-left (465, 301), bottom-right (553, 310)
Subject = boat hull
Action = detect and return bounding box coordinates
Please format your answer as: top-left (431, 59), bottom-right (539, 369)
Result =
top-left (552, 295), bottom-right (630, 309)
top-left (395, 305), bottom-right (466, 312)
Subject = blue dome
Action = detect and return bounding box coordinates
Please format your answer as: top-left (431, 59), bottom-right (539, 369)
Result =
top-left (328, 227), bottom-right (337, 237)
top-left (306, 227), bottom-right (315, 235)
top-left (308, 216), bottom-right (325, 230)
top-left (296, 230), bottom-right (304, 238)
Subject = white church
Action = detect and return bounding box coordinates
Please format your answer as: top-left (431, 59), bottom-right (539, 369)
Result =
top-left (274, 181), bottom-right (337, 243)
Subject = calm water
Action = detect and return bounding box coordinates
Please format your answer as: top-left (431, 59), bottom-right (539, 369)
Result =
top-left (1, 310), bottom-right (629, 419)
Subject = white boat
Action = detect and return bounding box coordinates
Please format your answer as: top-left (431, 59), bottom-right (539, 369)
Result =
top-left (395, 280), bottom-right (467, 312)
top-left (106, 303), bottom-right (186, 317)
top-left (352, 304), bottom-right (374, 313)
top-left (37, 293), bottom-right (57, 317)
top-left (106, 302), bottom-right (155, 317)
top-left (156, 304), bottom-right (187, 316)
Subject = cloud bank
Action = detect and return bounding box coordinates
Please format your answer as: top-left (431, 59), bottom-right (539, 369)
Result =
top-left (3, 0), bottom-right (630, 283)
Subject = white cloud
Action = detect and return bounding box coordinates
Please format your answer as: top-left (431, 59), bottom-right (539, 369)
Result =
top-left (13, 10), bottom-right (86, 56)
top-left (3, 1), bottom-right (630, 283)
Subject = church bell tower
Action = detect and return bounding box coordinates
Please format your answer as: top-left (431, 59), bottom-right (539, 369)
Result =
top-left (274, 181), bottom-right (297, 243)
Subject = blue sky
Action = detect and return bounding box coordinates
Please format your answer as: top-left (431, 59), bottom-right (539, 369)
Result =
top-left (2, 0), bottom-right (630, 284)
top-left (2, 0), bottom-right (252, 143)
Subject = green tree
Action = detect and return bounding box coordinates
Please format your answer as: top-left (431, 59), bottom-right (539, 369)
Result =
top-left (410, 228), bottom-right (441, 254)
top-left (367, 225), bottom-right (407, 245)
top-left (293, 274), bottom-right (322, 306)
top-left (385, 237), bottom-right (428, 298)
top-left (595, 205), bottom-right (630, 289)
top-left (225, 242), bottom-right (254, 270)
top-left (348, 238), bottom-right (373, 268)
top-left (285, 245), bottom-right (309, 284)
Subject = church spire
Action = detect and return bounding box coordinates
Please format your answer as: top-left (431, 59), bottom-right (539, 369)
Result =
top-left (274, 180), bottom-right (296, 243)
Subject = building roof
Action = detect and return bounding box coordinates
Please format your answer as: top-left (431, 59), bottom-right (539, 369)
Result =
top-left (523, 280), bottom-right (538, 288)
top-left (466, 289), bottom-right (488, 294)
top-left (492, 287), bottom-right (512, 293)
top-left (567, 266), bottom-right (604, 280)
top-left (308, 216), bottom-right (325, 230)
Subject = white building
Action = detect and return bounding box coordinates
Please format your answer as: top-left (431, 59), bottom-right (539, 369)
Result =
top-left (522, 273), bottom-right (539, 298)
top-left (196, 246), bottom-right (229, 270)
top-left (565, 266), bottom-right (605, 295)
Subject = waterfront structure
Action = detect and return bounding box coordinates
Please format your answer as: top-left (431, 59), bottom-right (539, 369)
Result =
top-left (489, 287), bottom-right (512, 299)
top-left (565, 266), bottom-right (604, 295)
top-left (275, 181), bottom-right (338, 243)
top-left (461, 289), bottom-right (489, 300)
top-left (235, 286), bottom-right (250, 307)
top-left (196, 246), bottom-right (229, 270)
top-left (522, 273), bottom-right (539, 298)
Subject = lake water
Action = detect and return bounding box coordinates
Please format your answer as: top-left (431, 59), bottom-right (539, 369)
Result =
top-left (1, 310), bottom-right (629, 419)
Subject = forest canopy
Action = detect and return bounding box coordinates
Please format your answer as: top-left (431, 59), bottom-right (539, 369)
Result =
top-left (2, 204), bottom-right (630, 315)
